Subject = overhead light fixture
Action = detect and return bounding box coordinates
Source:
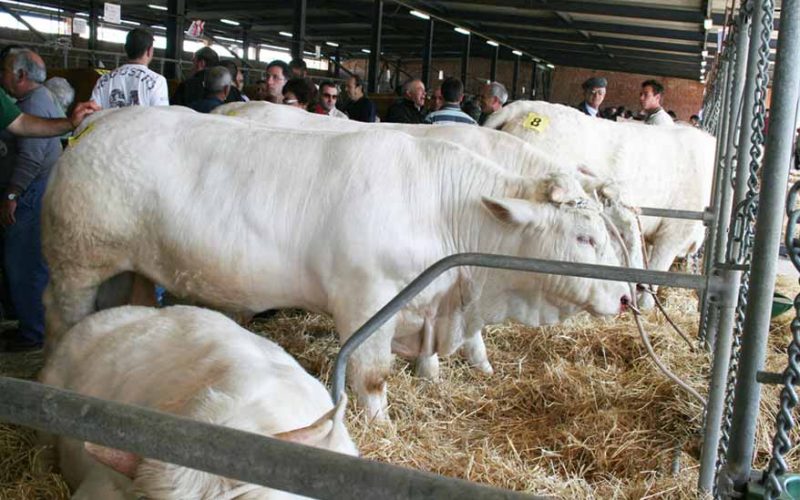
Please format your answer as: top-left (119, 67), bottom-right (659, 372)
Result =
top-left (454, 27), bottom-right (470, 35)
top-left (121, 20), bottom-right (140, 26)
top-left (410, 10), bottom-right (430, 20)
top-left (362, 48), bottom-right (371, 54)
top-left (220, 19), bottom-right (239, 26)
top-left (151, 25), bottom-right (166, 30)
top-left (546, 63), bottom-right (555, 69)
top-left (326, 41), bottom-right (339, 47)
top-left (701, 49), bottom-right (709, 58)
top-left (279, 31), bottom-right (293, 37)
top-left (704, 18), bottom-right (713, 30)
top-left (148, 4), bottom-right (167, 11)
top-left (701, 60), bottom-right (707, 67)
top-left (512, 50), bottom-right (522, 56)
top-left (486, 40), bottom-right (499, 47)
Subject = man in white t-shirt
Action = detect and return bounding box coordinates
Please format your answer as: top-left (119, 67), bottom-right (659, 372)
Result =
top-left (91, 28), bottom-right (168, 108)
top-left (640, 79), bottom-right (673, 127)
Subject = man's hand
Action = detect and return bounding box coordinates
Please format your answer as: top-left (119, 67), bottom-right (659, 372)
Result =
top-left (0, 198), bottom-right (17, 227)
top-left (69, 100), bottom-right (101, 129)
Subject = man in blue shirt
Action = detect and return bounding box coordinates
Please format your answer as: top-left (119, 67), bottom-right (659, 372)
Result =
top-left (189, 66), bottom-right (231, 113)
top-left (424, 78), bottom-right (476, 125)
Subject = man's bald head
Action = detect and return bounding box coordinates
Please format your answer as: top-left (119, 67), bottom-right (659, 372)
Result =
top-left (3, 49), bottom-right (46, 98)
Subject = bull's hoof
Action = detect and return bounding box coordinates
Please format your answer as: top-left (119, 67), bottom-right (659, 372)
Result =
top-left (414, 354), bottom-right (440, 382)
top-left (637, 292), bottom-right (655, 310)
top-left (471, 360), bottom-right (494, 376)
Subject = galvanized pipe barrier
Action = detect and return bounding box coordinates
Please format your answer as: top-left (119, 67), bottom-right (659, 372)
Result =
top-left (638, 207), bottom-right (711, 222)
top-left (330, 253), bottom-right (711, 403)
top-left (0, 377), bottom-right (540, 500)
top-left (724, 0), bottom-right (800, 494)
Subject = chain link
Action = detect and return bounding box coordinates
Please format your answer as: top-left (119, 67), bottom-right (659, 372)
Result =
top-left (762, 183), bottom-right (800, 499)
top-left (714, 0), bottom-right (774, 496)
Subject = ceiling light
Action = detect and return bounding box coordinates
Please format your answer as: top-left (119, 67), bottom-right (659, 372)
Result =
top-left (512, 50), bottom-right (522, 56)
top-left (326, 41), bottom-right (339, 47)
top-left (704, 18), bottom-right (713, 30)
top-left (701, 60), bottom-right (707, 67)
top-left (361, 48), bottom-right (371, 54)
top-left (148, 4), bottom-right (167, 11)
top-left (220, 19), bottom-right (239, 26)
top-left (546, 63), bottom-right (555, 69)
top-left (701, 49), bottom-right (709, 58)
top-left (454, 27), bottom-right (470, 35)
top-left (409, 10), bottom-right (430, 20)
top-left (151, 25), bottom-right (166, 30)
top-left (486, 40), bottom-right (498, 47)
top-left (279, 31), bottom-right (293, 37)
top-left (121, 20), bottom-right (140, 26)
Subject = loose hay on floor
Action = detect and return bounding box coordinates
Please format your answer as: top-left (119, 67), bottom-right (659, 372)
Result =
top-left (3, 277), bottom-right (799, 498)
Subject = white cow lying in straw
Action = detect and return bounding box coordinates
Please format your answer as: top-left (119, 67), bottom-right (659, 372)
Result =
top-left (211, 101), bottom-right (647, 376)
top-left (39, 305), bottom-right (358, 499)
top-left (483, 101), bottom-right (716, 276)
top-left (43, 107), bottom-right (636, 420)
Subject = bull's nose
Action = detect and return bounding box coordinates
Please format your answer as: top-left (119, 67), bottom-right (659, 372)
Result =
top-left (620, 294), bottom-right (631, 313)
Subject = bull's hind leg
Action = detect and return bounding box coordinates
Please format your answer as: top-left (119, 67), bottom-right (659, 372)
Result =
top-left (460, 330), bottom-right (494, 375)
top-left (414, 317), bottom-right (440, 381)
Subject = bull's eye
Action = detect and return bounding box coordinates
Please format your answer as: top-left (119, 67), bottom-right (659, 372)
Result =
top-left (577, 235), bottom-right (596, 247)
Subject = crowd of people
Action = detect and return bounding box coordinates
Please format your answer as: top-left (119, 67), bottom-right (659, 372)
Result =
top-left (0, 25), bottom-right (713, 353)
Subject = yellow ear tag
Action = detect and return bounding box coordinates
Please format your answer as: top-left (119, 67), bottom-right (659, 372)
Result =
top-left (522, 112), bottom-right (549, 132)
top-left (67, 123), bottom-right (95, 147)
top-left (226, 110), bottom-right (239, 116)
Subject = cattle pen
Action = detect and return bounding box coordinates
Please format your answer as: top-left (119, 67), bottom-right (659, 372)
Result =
top-left (0, 0), bottom-right (799, 499)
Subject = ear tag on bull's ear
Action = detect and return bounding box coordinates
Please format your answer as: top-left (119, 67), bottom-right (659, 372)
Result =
top-left (522, 112), bottom-right (549, 132)
top-left (67, 123), bottom-right (95, 148)
top-left (226, 111), bottom-right (239, 116)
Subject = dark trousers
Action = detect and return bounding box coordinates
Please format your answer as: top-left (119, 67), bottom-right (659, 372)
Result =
top-left (4, 177), bottom-right (48, 344)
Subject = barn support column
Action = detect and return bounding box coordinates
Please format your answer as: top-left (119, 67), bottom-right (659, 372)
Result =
top-left (422, 19), bottom-right (434, 90)
top-left (291, 0), bottom-right (307, 61)
top-left (460, 33), bottom-right (470, 87)
top-left (334, 47), bottom-right (341, 78)
top-left (367, 0), bottom-right (383, 93)
top-left (530, 62), bottom-right (538, 99)
top-left (88, 0), bottom-right (98, 54)
top-left (511, 55), bottom-right (520, 100)
top-left (165, 0), bottom-right (186, 80)
top-left (242, 27), bottom-right (249, 63)
top-left (724, 0), bottom-right (798, 495)
top-left (490, 45), bottom-right (498, 81)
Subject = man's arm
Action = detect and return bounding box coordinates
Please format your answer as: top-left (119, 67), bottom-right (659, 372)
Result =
top-left (6, 101), bottom-right (100, 137)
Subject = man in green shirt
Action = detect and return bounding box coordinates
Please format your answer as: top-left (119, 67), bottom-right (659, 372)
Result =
top-left (0, 86), bottom-right (98, 137)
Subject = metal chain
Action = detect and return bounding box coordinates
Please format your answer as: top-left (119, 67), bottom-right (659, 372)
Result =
top-left (762, 183), bottom-right (800, 499)
top-left (714, 0), bottom-right (774, 496)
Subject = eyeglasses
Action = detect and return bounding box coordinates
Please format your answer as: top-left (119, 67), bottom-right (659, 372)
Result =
top-left (588, 89), bottom-right (606, 96)
top-left (322, 93), bottom-right (338, 99)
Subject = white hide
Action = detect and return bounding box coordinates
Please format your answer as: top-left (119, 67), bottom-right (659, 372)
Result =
top-left (43, 107), bottom-right (632, 419)
top-left (39, 305), bottom-right (358, 500)
top-left (483, 100), bottom-right (716, 274)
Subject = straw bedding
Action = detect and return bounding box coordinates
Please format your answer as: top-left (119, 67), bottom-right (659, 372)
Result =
top-left (1, 277), bottom-right (798, 499)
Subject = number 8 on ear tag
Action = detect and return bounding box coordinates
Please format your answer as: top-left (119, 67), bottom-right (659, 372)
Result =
top-left (522, 112), bottom-right (549, 132)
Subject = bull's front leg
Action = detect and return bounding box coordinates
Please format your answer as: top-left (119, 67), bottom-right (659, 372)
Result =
top-left (335, 313), bottom-right (396, 423)
top-left (414, 316), bottom-right (439, 381)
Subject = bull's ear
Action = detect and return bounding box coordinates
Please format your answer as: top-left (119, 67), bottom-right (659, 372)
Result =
top-left (273, 395), bottom-right (348, 447)
top-left (84, 442), bottom-right (140, 479)
top-left (481, 196), bottom-right (537, 225)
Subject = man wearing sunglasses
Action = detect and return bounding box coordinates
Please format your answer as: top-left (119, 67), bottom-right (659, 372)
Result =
top-left (577, 76), bottom-right (608, 118)
top-left (312, 81), bottom-right (348, 119)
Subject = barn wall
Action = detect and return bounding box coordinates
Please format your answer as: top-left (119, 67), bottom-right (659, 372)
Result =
top-left (550, 66), bottom-right (706, 122)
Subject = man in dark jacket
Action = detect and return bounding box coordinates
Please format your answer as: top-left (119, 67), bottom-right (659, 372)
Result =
top-left (576, 76), bottom-right (607, 118)
top-left (171, 47), bottom-right (219, 106)
top-left (344, 75), bottom-right (376, 122)
top-left (384, 78), bottom-right (426, 124)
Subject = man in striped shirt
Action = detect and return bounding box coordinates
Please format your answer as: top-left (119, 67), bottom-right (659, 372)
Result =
top-left (424, 77), bottom-right (476, 125)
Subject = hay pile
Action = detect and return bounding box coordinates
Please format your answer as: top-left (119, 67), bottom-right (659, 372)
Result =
top-left (1, 277), bottom-right (799, 499)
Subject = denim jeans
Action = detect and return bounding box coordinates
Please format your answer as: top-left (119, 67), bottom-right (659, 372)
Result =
top-left (4, 177), bottom-right (48, 344)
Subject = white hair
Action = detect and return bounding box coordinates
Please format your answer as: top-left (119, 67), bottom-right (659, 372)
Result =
top-left (9, 48), bottom-right (46, 83)
top-left (488, 81), bottom-right (508, 105)
top-left (44, 77), bottom-right (75, 112)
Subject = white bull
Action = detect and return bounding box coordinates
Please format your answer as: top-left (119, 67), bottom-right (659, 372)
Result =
top-left (39, 305), bottom-right (358, 499)
top-left (483, 101), bottom-right (716, 276)
top-left (43, 107), bottom-right (634, 420)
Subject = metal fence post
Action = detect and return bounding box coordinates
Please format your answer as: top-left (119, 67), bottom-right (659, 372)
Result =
top-left (724, 0), bottom-right (797, 492)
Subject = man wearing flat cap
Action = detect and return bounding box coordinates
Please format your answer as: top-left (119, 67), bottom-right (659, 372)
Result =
top-left (577, 76), bottom-right (607, 118)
